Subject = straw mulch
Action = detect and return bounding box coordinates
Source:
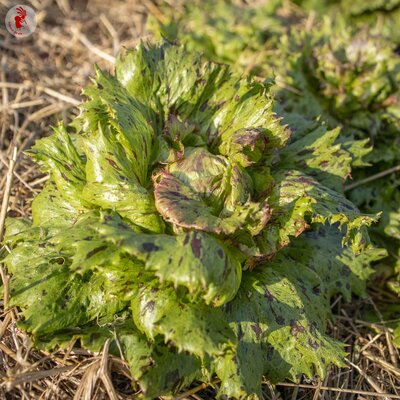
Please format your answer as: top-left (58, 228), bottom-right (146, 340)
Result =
top-left (0, 1), bottom-right (399, 399)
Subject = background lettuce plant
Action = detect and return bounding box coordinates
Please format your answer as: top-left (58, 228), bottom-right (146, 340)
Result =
top-left (292, 0), bottom-right (400, 44)
top-left (270, 19), bottom-right (400, 293)
top-left (1, 43), bottom-right (384, 398)
top-left (147, 0), bottom-right (304, 76)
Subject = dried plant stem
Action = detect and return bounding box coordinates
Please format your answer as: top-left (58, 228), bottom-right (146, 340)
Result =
top-left (5, 366), bottom-right (75, 390)
top-left (362, 351), bottom-right (400, 378)
top-left (71, 27), bottom-right (116, 64)
top-left (347, 359), bottom-right (389, 398)
top-left (344, 165), bottom-right (400, 191)
top-left (0, 147), bottom-right (17, 309)
top-left (275, 382), bottom-right (400, 399)
top-left (97, 339), bottom-right (118, 400)
top-left (37, 85), bottom-right (80, 106)
top-left (176, 380), bottom-right (220, 399)
top-left (0, 146), bottom-right (17, 242)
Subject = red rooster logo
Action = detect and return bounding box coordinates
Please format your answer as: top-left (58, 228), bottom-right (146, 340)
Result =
top-left (14, 6), bottom-right (27, 29)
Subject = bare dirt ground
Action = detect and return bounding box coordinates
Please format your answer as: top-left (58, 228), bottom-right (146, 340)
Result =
top-left (0, 1), bottom-right (399, 399)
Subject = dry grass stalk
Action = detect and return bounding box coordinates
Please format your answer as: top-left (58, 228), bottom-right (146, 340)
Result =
top-left (275, 382), bottom-right (400, 399)
top-left (0, 146), bottom-right (17, 242)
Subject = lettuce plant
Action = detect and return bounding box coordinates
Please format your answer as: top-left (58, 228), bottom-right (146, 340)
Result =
top-left (293, 0), bottom-right (400, 43)
top-left (1, 43), bottom-right (384, 398)
top-left (272, 20), bottom-right (400, 290)
top-left (148, 0), bottom-right (302, 76)
top-left (276, 20), bottom-right (400, 142)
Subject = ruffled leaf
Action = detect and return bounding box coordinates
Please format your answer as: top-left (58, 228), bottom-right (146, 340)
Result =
top-left (94, 212), bottom-right (242, 306)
